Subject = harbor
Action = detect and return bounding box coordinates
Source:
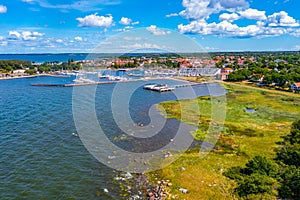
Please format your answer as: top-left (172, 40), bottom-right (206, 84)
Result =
top-left (31, 77), bottom-right (207, 90)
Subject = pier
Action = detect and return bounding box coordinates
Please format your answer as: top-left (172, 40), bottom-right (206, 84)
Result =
top-left (31, 78), bottom-right (208, 88)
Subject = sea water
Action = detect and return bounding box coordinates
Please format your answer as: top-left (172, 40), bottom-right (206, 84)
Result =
top-left (0, 76), bottom-right (225, 199)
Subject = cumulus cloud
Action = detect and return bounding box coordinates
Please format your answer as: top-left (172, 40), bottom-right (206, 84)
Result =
top-left (0, 4), bottom-right (7, 13)
top-left (179, 2), bottom-right (300, 39)
top-left (180, 0), bottom-right (249, 20)
top-left (265, 11), bottom-right (299, 27)
top-left (219, 13), bottom-right (239, 22)
top-left (178, 19), bottom-right (294, 38)
top-left (180, 0), bottom-right (212, 20)
top-left (8, 31), bottom-right (44, 41)
top-left (119, 17), bottom-right (131, 25)
top-left (239, 8), bottom-right (266, 20)
top-left (146, 25), bottom-right (171, 36)
top-left (76, 13), bottom-right (114, 28)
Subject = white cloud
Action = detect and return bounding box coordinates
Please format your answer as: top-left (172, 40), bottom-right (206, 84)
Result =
top-left (8, 31), bottom-right (44, 41)
top-left (76, 13), bottom-right (114, 28)
top-left (179, 5), bottom-right (300, 38)
top-left (239, 8), bottom-right (266, 20)
top-left (8, 31), bottom-right (22, 39)
top-left (180, 0), bottom-right (212, 20)
top-left (166, 13), bottom-right (179, 18)
top-left (119, 17), bottom-right (131, 25)
top-left (74, 36), bottom-right (83, 41)
top-left (56, 39), bottom-right (64, 43)
top-left (266, 11), bottom-right (299, 27)
top-left (124, 26), bottom-right (133, 29)
top-left (146, 25), bottom-right (171, 36)
top-left (0, 5), bottom-right (7, 13)
top-left (219, 13), bottom-right (239, 22)
top-left (219, 9), bottom-right (267, 22)
top-left (180, 0), bottom-right (249, 20)
top-left (177, 20), bottom-right (293, 38)
top-left (179, 20), bottom-right (242, 35)
top-left (132, 21), bottom-right (140, 25)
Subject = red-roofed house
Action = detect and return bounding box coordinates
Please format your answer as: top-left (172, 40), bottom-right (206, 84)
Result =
top-left (291, 82), bottom-right (300, 91)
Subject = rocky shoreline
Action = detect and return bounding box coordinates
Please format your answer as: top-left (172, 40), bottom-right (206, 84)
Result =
top-left (109, 172), bottom-right (176, 200)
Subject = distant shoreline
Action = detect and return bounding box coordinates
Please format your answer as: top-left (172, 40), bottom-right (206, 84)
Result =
top-left (0, 74), bottom-right (58, 81)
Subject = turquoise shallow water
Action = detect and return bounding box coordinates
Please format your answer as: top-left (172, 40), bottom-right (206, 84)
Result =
top-left (0, 76), bottom-right (226, 199)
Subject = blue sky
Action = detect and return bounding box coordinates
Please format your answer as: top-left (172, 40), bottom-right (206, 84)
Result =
top-left (0, 0), bottom-right (299, 53)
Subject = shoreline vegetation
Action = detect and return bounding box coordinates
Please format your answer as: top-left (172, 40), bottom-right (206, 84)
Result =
top-left (147, 77), bottom-right (300, 199)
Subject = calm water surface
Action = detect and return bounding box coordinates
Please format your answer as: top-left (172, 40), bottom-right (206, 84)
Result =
top-left (0, 76), bottom-right (225, 199)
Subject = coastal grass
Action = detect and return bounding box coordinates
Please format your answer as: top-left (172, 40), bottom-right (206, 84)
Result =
top-left (149, 83), bottom-right (300, 199)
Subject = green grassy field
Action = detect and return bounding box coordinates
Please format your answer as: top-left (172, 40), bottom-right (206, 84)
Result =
top-left (149, 84), bottom-right (300, 199)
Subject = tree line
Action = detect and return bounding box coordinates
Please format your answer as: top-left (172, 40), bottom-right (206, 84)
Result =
top-left (0, 59), bottom-right (82, 74)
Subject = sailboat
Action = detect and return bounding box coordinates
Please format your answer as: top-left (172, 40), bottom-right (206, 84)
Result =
top-left (73, 64), bottom-right (97, 84)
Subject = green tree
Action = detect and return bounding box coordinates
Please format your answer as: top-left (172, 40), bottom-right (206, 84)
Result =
top-left (244, 156), bottom-right (278, 177)
top-left (236, 173), bottom-right (278, 199)
top-left (278, 165), bottom-right (300, 199)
